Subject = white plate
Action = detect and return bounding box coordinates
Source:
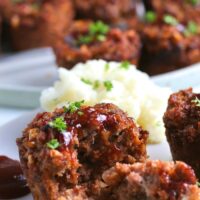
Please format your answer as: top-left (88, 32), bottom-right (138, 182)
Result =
top-left (0, 48), bottom-right (58, 108)
top-left (0, 109), bottom-right (171, 200)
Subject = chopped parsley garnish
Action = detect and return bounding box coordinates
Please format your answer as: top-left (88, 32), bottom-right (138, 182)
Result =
top-left (104, 81), bottom-right (113, 91)
top-left (49, 117), bottom-right (67, 132)
top-left (105, 63), bottom-right (110, 71)
top-left (81, 78), bottom-right (100, 89)
top-left (81, 78), bottom-right (92, 85)
top-left (89, 21), bottom-right (109, 35)
top-left (64, 100), bottom-right (85, 113)
top-left (197, 181), bottom-right (200, 187)
top-left (145, 11), bottom-right (157, 23)
top-left (187, 21), bottom-right (198, 34)
top-left (78, 111), bottom-right (84, 116)
top-left (47, 139), bottom-right (60, 149)
top-left (163, 15), bottom-right (179, 26)
top-left (12, 0), bottom-right (24, 3)
top-left (186, 0), bottom-right (200, 5)
top-left (93, 80), bottom-right (100, 90)
top-left (191, 97), bottom-right (200, 107)
top-left (96, 34), bottom-right (106, 41)
top-left (78, 35), bottom-right (93, 45)
top-left (81, 78), bottom-right (113, 91)
top-left (184, 21), bottom-right (199, 36)
top-left (120, 61), bottom-right (131, 69)
top-left (77, 21), bottom-right (110, 45)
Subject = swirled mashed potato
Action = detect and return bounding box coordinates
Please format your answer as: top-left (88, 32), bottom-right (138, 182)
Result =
top-left (40, 60), bottom-right (171, 143)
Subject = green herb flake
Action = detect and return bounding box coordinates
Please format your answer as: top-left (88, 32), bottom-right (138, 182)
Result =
top-left (188, 21), bottom-right (198, 34)
top-left (183, 21), bottom-right (199, 37)
top-left (12, 0), bottom-right (24, 4)
top-left (77, 21), bottom-right (109, 45)
top-left (186, 0), bottom-right (200, 5)
top-left (47, 139), bottom-right (60, 149)
top-left (104, 81), bottom-right (113, 91)
top-left (96, 34), bottom-right (106, 42)
top-left (93, 80), bottom-right (100, 90)
top-left (191, 97), bottom-right (200, 107)
top-left (89, 21), bottom-right (109, 36)
top-left (145, 11), bottom-right (157, 23)
top-left (197, 181), bottom-right (200, 187)
top-left (78, 111), bottom-right (84, 116)
top-left (78, 35), bottom-right (93, 45)
top-left (49, 117), bottom-right (67, 132)
top-left (120, 61), bottom-right (131, 69)
top-left (81, 78), bottom-right (93, 85)
top-left (105, 63), bottom-right (110, 71)
top-left (64, 100), bottom-right (84, 113)
top-left (163, 15), bottom-right (179, 26)
top-left (67, 100), bottom-right (85, 113)
top-left (186, 21), bottom-right (198, 34)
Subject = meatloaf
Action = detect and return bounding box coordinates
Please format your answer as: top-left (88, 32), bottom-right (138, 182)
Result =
top-left (140, 22), bottom-right (200, 75)
top-left (0, 0), bottom-right (74, 51)
top-left (54, 20), bottom-right (141, 69)
top-left (74, 0), bottom-right (136, 23)
top-left (17, 103), bottom-right (148, 200)
top-left (100, 160), bottom-right (200, 200)
top-left (164, 88), bottom-right (200, 179)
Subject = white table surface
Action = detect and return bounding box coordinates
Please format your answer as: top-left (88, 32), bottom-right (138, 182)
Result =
top-left (0, 107), bottom-right (31, 126)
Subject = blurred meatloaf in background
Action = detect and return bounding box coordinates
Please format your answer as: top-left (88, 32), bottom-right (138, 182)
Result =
top-left (140, 23), bottom-right (200, 75)
top-left (74, 0), bottom-right (137, 23)
top-left (0, 0), bottom-right (74, 51)
top-left (164, 88), bottom-right (200, 179)
top-left (17, 103), bottom-right (148, 199)
top-left (53, 20), bottom-right (141, 69)
top-left (139, 9), bottom-right (200, 75)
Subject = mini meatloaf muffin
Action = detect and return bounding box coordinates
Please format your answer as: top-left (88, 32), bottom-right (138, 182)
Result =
top-left (143, 0), bottom-right (200, 24)
top-left (0, 0), bottom-right (74, 51)
top-left (54, 20), bottom-right (141, 69)
top-left (17, 103), bottom-right (148, 200)
top-left (74, 0), bottom-right (136, 23)
top-left (164, 88), bottom-right (200, 179)
top-left (100, 160), bottom-right (200, 200)
top-left (140, 22), bottom-right (200, 75)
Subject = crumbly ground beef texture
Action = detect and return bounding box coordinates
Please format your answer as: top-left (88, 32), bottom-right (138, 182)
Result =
top-left (17, 103), bottom-right (148, 200)
top-left (100, 160), bottom-right (200, 200)
top-left (53, 20), bottom-right (141, 69)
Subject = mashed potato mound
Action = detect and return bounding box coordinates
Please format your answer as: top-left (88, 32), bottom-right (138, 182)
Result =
top-left (40, 60), bottom-right (171, 143)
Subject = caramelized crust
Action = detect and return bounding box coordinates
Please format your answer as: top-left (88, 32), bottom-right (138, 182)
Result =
top-left (139, 0), bottom-right (200, 75)
top-left (140, 24), bottom-right (200, 75)
top-left (54, 20), bottom-right (141, 69)
top-left (17, 103), bottom-right (148, 200)
top-left (0, 0), bottom-right (74, 50)
top-left (100, 160), bottom-right (200, 200)
top-left (164, 88), bottom-right (200, 179)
